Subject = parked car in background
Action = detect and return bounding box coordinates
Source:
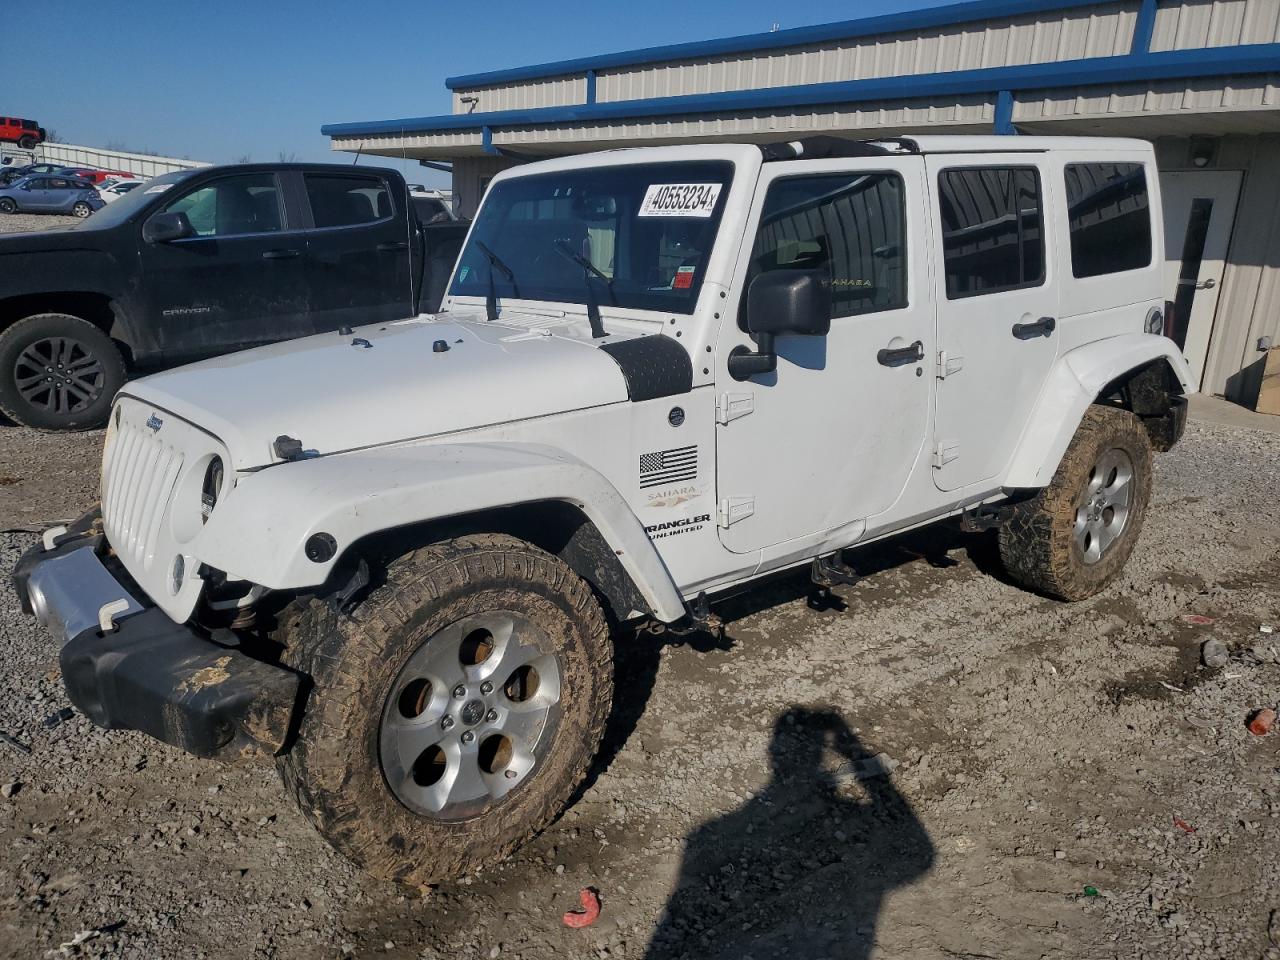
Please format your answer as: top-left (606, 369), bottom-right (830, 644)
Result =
top-left (412, 193), bottom-right (455, 224)
top-left (0, 117), bottom-right (46, 151)
top-left (0, 175), bottom-right (103, 218)
top-left (98, 179), bottom-right (143, 203)
top-left (64, 168), bottom-right (134, 186)
top-left (0, 162), bottom-right (468, 428)
top-left (1, 163), bottom-right (75, 178)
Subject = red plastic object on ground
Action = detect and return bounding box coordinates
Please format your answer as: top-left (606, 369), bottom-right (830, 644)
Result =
top-left (1248, 708), bottom-right (1276, 736)
top-left (1180, 614), bottom-right (1215, 626)
top-left (1173, 816), bottom-right (1196, 834)
top-left (562, 887), bottom-right (601, 928)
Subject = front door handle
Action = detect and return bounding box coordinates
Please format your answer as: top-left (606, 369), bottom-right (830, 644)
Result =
top-left (261, 249), bottom-right (300, 260)
top-left (1012, 316), bottom-right (1056, 340)
top-left (377, 241), bottom-right (409, 252)
top-left (1177, 277), bottom-right (1215, 290)
top-left (877, 340), bottom-right (924, 367)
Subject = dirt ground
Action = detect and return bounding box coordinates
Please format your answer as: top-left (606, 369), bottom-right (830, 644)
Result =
top-left (0, 404), bottom-right (1278, 960)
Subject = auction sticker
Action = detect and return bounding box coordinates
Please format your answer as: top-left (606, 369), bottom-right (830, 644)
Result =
top-left (673, 265), bottom-right (696, 289)
top-left (638, 183), bottom-right (722, 218)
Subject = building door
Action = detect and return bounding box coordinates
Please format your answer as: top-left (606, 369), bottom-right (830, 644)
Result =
top-left (715, 156), bottom-right (933, 554)
top-left (1161, 170), bottom-right (1241, 391)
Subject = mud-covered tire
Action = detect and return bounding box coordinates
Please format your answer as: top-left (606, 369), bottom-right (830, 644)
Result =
top-left (999, 405), bottom-right (1153, 601)
top-left (276, 533), bottom-right (613, 885)
top-left (0, 313), bottom-right (126, 429)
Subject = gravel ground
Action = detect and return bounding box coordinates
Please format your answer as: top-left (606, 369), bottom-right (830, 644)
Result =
top-left (0, 413), bottom-right (1277, 959)
top-left (0, 212), bottom-right (80, 235)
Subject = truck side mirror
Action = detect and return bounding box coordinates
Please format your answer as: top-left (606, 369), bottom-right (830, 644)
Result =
top-left (143, 212), bottom-right (194, 244)
top-left (727, 268), bottom-right (832, 381)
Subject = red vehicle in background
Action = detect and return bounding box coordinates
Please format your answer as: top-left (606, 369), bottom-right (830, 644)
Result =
top-left (0, 117), bottom-right (47, 151)
top-left (62, 168), bottom-right (135, 185)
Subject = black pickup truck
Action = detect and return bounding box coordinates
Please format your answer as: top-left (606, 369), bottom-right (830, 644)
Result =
top-left (0, 162), bottom-right (467, 429)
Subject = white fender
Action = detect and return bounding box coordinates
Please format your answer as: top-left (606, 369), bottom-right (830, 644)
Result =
top-left (196, 441), bottom-right (687, 623)
top-left (1004, 334), bottom-right (1192, 489)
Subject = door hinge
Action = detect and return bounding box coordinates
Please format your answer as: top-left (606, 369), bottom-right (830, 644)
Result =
top-left (718, 497), bottom-right (755, 527)
top-left (715, 392), bottom-right (754, 424)
top-left (937, 350), bottom-right (964, 379)
top-left (932, 440), bottom-right (960, 469)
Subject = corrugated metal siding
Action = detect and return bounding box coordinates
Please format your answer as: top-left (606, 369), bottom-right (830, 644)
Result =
top-left (452, 76), bottom-right (586, 114)
top-left (453, 156), bottom-right (520, 218)
top-left (1013, 73), bottom-right (1280, 120)
top-left (599, 3), bottom-right (1135, 102)
top-left (1150, 0), bottom-right (1280, 51)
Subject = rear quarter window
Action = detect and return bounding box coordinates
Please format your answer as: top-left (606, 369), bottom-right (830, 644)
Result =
top-left (1064, 162), bottom-right (1152, 278)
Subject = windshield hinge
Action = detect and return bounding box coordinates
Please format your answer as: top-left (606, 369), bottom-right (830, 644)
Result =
top-left (718, 497), bottom-right (755, 528)
top-left (715, 392), bottom-right (754, 424)
top-left (937, 350), bottom-right (964, 379)
top-left (933, 440), bottom-right (960, 469)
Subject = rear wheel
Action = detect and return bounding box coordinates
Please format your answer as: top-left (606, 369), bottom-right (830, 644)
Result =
top-left (71, 201), bottom-right (93, 219)
top-left (0, 198), bottom-right (15, 214)
top-left (17, 135), bottom-right (38, 150)
top-left (0, 313), bottom-right (126, 429)
top-left (277, 533), bottom-right (613, 885)
top-left (999, 406), bottom-right (1153, 600)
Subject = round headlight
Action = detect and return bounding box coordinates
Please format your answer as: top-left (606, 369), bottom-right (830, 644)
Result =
top-left (201, 457), bottom-right (224, 524)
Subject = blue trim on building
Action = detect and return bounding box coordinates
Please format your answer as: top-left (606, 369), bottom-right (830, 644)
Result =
top-left (585, 69), bottom-right (597, 105)
top-left (443, 0), bottom-right (1118, 90)
top-left (994, 89), bottom-right (1017, 134)
top-left (322, 44), bottom-right (1280, 139)
top-left (1131, 0), bottom-right (1158, 54)
top-left (481, 125), bottom-right (495, 155)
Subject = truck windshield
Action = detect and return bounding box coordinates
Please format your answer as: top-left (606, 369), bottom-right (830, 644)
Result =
top-left (73, 170), bottom-right (196, 230)
top-left (449, 161), bottom-right (733, 314)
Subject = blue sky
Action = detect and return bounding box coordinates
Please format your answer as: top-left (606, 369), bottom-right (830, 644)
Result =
top-left (11, 0), bottom-right (952, 187)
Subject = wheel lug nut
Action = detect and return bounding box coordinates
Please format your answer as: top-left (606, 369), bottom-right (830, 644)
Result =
top-left (480, 681), bottom-right (493, 695)
top-left (452, 684), bottom-right (466, 699)
top-left (461, 731), bottom-right (474, 744)
top-left (485, 709), bottom-right (498, 722)
top-left (440, 716), bottom-right (455, 730)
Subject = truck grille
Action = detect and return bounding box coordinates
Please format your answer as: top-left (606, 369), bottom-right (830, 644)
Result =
top-left (101, 413), bottom-right (185, 571)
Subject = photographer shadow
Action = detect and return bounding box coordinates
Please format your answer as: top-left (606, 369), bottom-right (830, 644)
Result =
top-left (644, 707), bottom-right (934, 960)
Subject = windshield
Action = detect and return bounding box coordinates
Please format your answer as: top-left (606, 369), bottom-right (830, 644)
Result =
top-left (74, 169), bottom-right (195, 229)
top-left (449, 161), bottom-right (734, 314)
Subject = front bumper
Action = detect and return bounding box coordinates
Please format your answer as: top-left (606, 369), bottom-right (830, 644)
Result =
top-left (12, 511), bottom-right (302, 759)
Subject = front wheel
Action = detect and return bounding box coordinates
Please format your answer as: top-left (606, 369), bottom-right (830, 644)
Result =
top-left (999, 406), bottom-right (1153, 600)
top-left (277, 533), bottom-right (614, 885)
top-left (71, 201), bottom-right (93, 219)
top-left (0, 198), bottom-right (15, 214)
top-left (17, 135), bottom-right (38, 150)
top-left (0, 313), bottom-right (127, 429)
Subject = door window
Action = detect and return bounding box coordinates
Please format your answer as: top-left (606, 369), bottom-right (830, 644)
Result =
top-left (745, 172), bottom-right (907, 325)
top-left (1064, 163), bottom-right (1151, 278)
top-left (163, 174), bottom-right (283, 238)
top-left (938, 167), bottom-right (1044, 299)
top-left (304, 174), bottom-right (392, 228)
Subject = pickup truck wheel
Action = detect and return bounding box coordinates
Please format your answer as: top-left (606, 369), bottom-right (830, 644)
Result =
top-left (276, 533), bottom-right (613, 885)
top-left (0, 313), bottom-right (126, 430)
top-left (998, 406), bottom-right (1153, 601)
top-left (0, 198), bottom-right (15, 214)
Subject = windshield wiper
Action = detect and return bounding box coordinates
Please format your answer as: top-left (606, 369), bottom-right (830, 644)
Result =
top-left (475, 240), bottom-right (515, 322)
top-left (553, 240), bottom-right (609, 339)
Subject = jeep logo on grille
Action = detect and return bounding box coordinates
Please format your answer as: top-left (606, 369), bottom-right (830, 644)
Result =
top-left (146, 414), bottom-right (163, 433)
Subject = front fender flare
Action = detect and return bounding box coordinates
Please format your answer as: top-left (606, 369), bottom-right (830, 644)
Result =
top-left (1004, 334), bottom-right (1192, 489)
top-left (196, 441), bottom-right (687, 623)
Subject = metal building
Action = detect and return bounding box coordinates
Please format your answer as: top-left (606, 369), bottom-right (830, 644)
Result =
top-left (323, 0), bottom-right (1280, 405)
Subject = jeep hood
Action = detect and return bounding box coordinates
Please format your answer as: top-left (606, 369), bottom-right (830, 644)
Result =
top-left (123, 315), bottom-right (635, 470)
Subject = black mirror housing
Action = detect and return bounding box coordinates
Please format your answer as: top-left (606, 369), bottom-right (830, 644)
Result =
top-left (143, 211), bottom-right (194, 244)
top-left (745, 268), bottom-right (832, 338)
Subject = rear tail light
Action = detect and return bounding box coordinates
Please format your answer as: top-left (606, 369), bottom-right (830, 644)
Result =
top-left (1163, 299), bottom-right (1176, 339)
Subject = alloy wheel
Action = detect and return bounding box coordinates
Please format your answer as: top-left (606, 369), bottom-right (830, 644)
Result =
top-left (1073, 447), bottom-right (1134, 564)
top-left (13, 336), bottom-right (106, 415)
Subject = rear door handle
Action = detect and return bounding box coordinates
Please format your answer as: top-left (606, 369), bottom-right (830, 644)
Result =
top-left (261, 249), bottom-right (300, 260)
top-left (1012, 316), bottom-right (1056, 340)
top-left (1177, 277), bottom-right (1215, 290)
top-left (377, 241), bottom-right (409, 252)
top-left (877, 340), bottom-right (924, 367)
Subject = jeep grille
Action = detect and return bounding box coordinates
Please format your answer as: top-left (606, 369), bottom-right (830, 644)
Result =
top-left (101, 410), bottom-right (185, 571)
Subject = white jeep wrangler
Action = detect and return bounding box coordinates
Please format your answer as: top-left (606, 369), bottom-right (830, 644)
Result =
top-left (16, 136), bottom-right (1190, 885)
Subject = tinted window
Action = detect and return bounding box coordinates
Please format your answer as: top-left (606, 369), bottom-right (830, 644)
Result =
top-left (305, 174), bottom-right (391, 228)
top-left (164, 174), bottom-right (282, 237)
top-left (1065, 162), bottom-right (1151, 278)
top-left (939, 167), bottom-right (1044, 299)
top-left (450, 161), bottom-right (733, 315)
top-left (746, 172), bottom-right (907, 325)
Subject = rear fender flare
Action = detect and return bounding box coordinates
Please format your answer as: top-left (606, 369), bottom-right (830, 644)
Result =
top-left (1004, 334), bottom-right (1192, 489)
top-left (194, 441), bottom-right (687, 623)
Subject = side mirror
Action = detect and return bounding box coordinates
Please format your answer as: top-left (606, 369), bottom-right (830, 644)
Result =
top-left (143, 211), bottom-right (194, 244)
top-left (728, 268), bottom-right (832, 381)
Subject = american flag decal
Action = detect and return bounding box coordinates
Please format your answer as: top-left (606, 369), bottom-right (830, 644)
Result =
top-left (639, 445), bottom-right (698, 488)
